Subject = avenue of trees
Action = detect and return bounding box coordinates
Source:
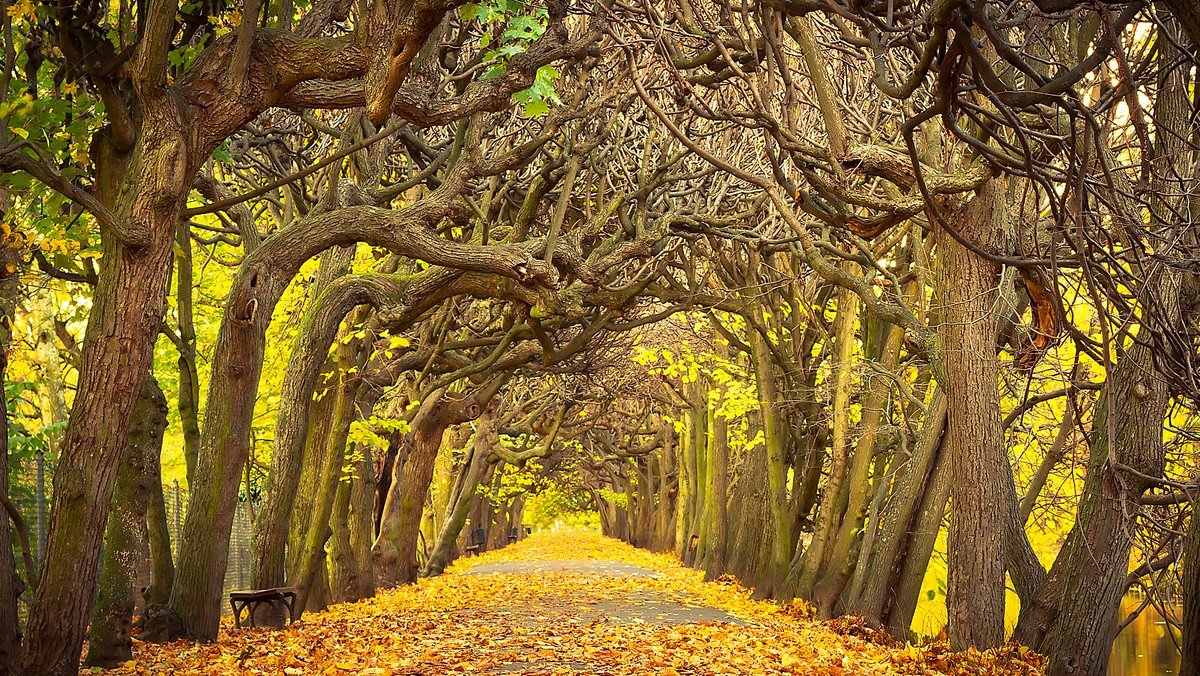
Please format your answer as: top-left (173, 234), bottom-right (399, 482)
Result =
top-left (0, 0), bottom-right (1197, 675)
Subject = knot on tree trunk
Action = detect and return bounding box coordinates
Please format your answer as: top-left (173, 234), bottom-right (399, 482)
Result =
top-left (138, 603), bottom-right (185, 644)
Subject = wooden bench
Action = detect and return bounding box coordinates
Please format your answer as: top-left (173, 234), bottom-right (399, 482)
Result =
top-left (229, 588), bottom-right (297, 629)
top-left (464, 527), bottom-right (487, 556)
top-left (507, 527), bottom-right (520, 544)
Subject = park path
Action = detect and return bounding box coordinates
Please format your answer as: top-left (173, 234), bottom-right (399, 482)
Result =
top-left (107, 532), bottom-right (1042, 675)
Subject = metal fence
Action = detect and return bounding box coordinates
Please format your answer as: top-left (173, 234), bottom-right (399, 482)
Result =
top-left (164, 482), bottom-right (256, 609)
top-left (11, 481), bottom-right (255, 617)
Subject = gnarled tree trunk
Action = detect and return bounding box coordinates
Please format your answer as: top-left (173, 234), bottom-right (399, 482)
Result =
top-left (375, 381), bottom-right (500, 585)
top-left (703, 401), bottom-right (729, 581)
top-left (24, 113), bottom-right (189, 676)
top-left (846, 390), bottom-right (947, 623)
top-left (1011, 342), bottom-right (1171, 675)
top-left (330, 444), bottom-right (377, 602)
top-left (84, 376), bottom-right (169, 668)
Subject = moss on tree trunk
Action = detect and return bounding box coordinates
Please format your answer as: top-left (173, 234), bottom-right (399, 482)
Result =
top-left (84, 376), bottom-right (169, 668)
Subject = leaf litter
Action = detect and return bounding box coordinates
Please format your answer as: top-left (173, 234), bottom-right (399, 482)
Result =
top-left (103, 532), bottom-right (1044, 675)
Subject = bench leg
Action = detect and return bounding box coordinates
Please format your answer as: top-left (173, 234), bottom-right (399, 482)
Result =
top-left (282, 594), bottom-right (297, 624)
top-left (232, 600), bottom-right (243, 629)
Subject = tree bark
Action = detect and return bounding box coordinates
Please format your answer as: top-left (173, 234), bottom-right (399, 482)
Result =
top-left (84, 376), bottom-right (169, 668)
top-left (813, 317), bottom-right (901, 615)
top-left (0, 242), bottom-right (22, 676)
top-left (703, 399), bottom-right (729, 581)
top-left (885, 432), bottom-right (951, 638)
top-left (1011, 342), bottom-right (1170, 675)
top-left (174, 221), bottom-right (201, 484)
top-left (251, 246), bottom-right (355, 592)
top-left (684, 397), bottom-right (708, 568)
top-left (938, 181), bottom-right (1008, 651)
top-left (23, 112), bottom-right (189, 675)
top-left (374, 381), bottom-right (500, 585)
top-left (751, 330), bottom-right (790, 594)
top-left (287, 309), bottom-right (374, 614)
top-left (330, 440), bottom-right (377, 602)
top-left (791, 280), bottom-right (856, 602)
top-left (847, 390), bottom-right (947, 622)
top-left (725, 419), bottom-right (775, 595)
top-left (424, 413), bottom-right (496, 577)
top-left (654, 440), bottom-right (677, 552)
top-left (144, 462), bottom-right (174, 606)
top-left (677, 407), bottom-right (699, 561)
top-left (1183, 502), bottom-right (1200, 676)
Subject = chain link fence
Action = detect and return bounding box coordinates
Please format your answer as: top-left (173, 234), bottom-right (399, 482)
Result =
top-left (10, 481), bottom-right (255, 618)
top-left (164, 482), bottom-right (256, 609)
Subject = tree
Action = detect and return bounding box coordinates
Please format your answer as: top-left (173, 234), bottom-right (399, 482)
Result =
top-left (1, 0), bottom-right (608, 662)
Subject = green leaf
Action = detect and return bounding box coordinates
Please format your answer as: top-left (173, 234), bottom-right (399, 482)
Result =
top-left (522, 100), bottom-right (550, 117)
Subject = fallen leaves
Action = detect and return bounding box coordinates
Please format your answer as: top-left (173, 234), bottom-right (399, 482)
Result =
top-left (102, 532), bottom-right (1044, 675)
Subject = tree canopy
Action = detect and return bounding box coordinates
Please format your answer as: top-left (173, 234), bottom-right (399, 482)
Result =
top-left (0, 0), bottom-right (1197, 675)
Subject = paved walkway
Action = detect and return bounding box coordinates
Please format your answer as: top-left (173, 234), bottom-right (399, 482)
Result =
top-left (466, 558), bottom-right (747, 628)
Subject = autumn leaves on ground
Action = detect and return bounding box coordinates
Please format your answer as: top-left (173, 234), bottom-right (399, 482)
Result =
top-left (109, 533), bottom-right (1041, 676)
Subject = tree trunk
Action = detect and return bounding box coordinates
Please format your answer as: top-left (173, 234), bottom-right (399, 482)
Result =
top-left (677, 410), bottom-right (698, 560)
top-left (373, 384), bottom-right (496, 585)
top-left (634, 458), bottom-right (656, 549)
top-left (1011, 343), bottom-right (1170, 676)
top-left (174, 221), bottom-right (201, 484)
top-left (0, 243), bottom-right (22, 676)
top-left (843, 444), bottom-right (893, 615)
top-left (938, 181), bottom-right (1008, 651)
top-left (885, 431), bottom-right (951, 638)
top-left (285, 358), bottom-right (340, 582)
top-left (424, 414), bottom-right (495, 577)
top-left (1183, 503), bottom-right (1200, 676)
top-left (289, 310), bottom-right (371, 613)
top-left (167, 249), bottom-right (299, 641)
top-left (790, 281), bottom-right (856, 602)
top-left (812, 317), bottom-right (901, 614)
top-left (684, 398), bottom-right (708, 568)
top-left (847, 390), bottom-right (947, 622)
top-left (751, 330), bottom-right (790, 593)
top-left (24, 115), bottom-right (188, 674)
top-left (329, 444), bottom-right (376, 602)
top-left (703, 402), bottom-right (729, 581)
top-left (725, 420), bottom-right (775, 595)
top-left (84, 376), bottom-right (169, 668)
top-left (144, 465), bottom-right (174, 606)
top-left (251, 247), bottom-right (355, 591)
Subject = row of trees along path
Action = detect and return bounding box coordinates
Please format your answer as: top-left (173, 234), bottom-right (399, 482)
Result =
top-left (0, 0), bottom-right (1197, 675)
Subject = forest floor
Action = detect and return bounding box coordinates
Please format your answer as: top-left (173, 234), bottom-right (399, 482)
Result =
top-left (104, 532), bottom-right (1045, 675)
